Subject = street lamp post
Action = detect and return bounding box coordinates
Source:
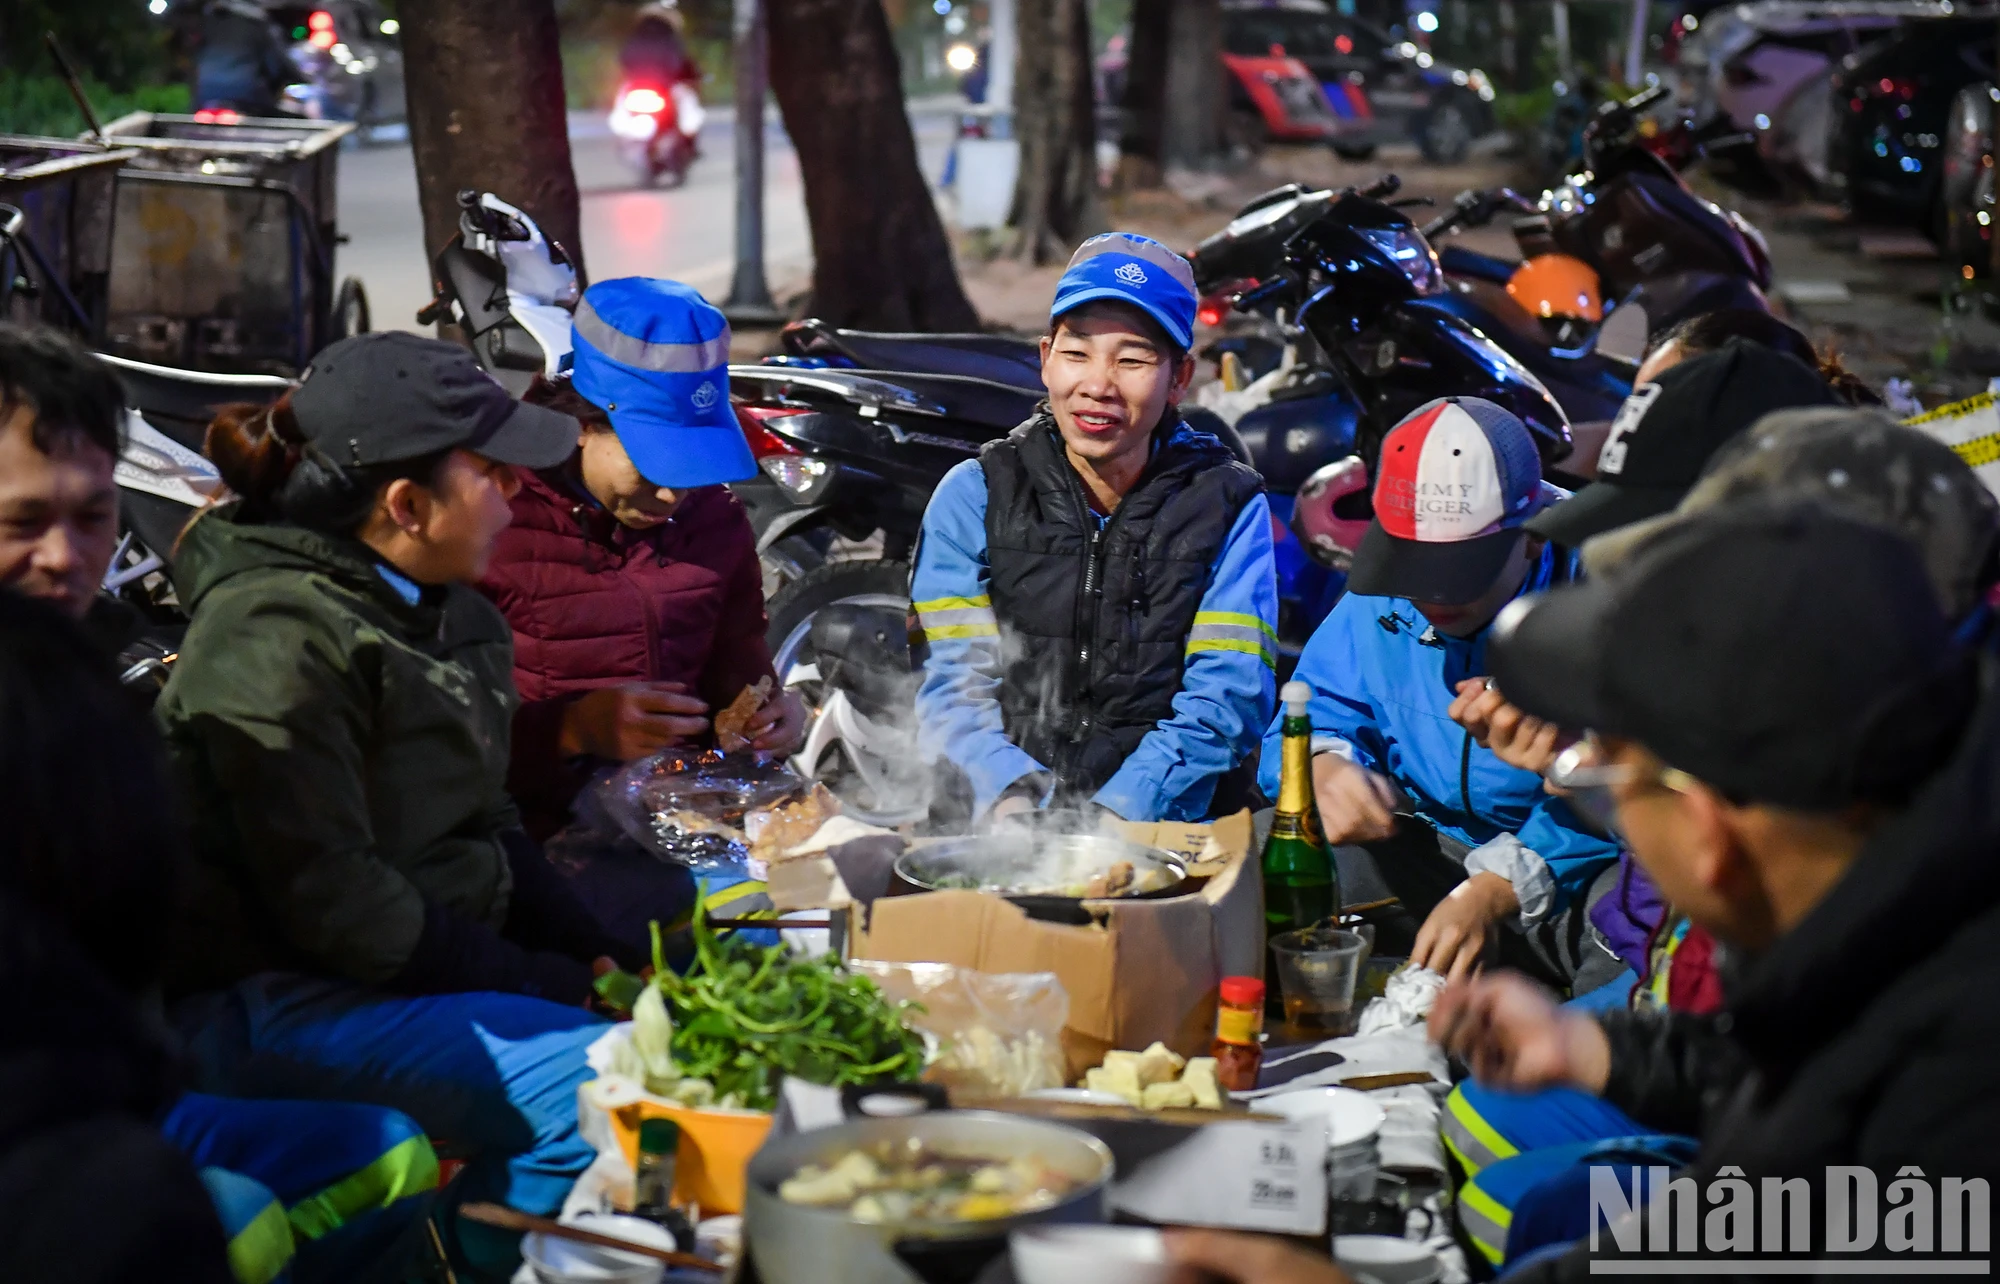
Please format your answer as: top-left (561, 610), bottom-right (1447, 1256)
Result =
top-left (723, 0), bottom-right (783, 324)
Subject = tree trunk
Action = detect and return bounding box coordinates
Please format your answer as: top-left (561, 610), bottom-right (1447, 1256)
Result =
top-left (1009, 0), bottom-right (1101, 263)
top-left (1115, 0), bottom-right (1171, 189)
top-left (399, 0), bottom-right (586, 288)
top-left (1161, 0), bottom-right (1223, 170)
top-left (767, 0), bottom-right (979, 330)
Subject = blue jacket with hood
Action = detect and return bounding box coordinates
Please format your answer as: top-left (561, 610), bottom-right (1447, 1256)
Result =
top-left (1260, 544), bottom-right (1618, 925)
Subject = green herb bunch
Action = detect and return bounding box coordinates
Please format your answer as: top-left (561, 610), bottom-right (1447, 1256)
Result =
top-left (647, 895), bottom-right (926, 1112)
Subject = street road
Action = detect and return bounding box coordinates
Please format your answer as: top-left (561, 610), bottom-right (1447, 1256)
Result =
top-left (338, 108), bottom-right (957, 335)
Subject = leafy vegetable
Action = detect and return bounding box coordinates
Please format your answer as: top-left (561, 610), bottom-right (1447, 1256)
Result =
top-left (647, 894), bottom-right (927, 1112)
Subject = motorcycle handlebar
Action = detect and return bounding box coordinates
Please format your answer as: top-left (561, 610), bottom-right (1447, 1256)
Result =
top-left (1358, 174), bottom-right (1401, 201)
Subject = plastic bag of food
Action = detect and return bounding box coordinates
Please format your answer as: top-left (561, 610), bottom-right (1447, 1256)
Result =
top-left (594, 749), bottom-right (804, 871)
top-left (849, 962), bottom-right (1069, 1100)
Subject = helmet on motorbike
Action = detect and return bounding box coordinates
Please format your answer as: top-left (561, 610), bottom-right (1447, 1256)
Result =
top-left (1506, 254), bottom-right (1603, 323)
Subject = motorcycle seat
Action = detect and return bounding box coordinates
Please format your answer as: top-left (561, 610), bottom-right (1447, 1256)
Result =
top-left (96, 352), bottom-right (290, 450)
top-left (783, 320), bottom-right (1045, 392)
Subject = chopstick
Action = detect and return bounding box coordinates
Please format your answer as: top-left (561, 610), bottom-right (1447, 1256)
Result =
top-left (458, 1203), bottom-right (721, 1273)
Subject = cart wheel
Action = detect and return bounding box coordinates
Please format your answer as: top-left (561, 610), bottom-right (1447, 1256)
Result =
top-left (334, 277), bottom-right (372, 340)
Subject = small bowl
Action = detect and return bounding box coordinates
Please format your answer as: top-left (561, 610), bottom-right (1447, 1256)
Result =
top-left (1259, 1086), bottom-right (1387, 1151)
top-left (1010, 1225), bottom-right (1171, 1284)
top-left (1332, 1235), bottom-right (1442, 1284)
top-left (523, 1213), bottom-right (675, 1284)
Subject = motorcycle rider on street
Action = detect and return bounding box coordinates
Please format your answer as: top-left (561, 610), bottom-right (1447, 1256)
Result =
top-left (192, 0), bottom-right (294, 116)
top-left (620, 3), bottom-right (699, 88)
top-left (912, 234), bottom-right (1278, 824)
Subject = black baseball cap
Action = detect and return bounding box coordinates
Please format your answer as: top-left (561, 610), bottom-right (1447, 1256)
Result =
top-left (1491, 502), bottom-right (1977, 810)
top-left (1526, 340), bottom-right (1842, 547)
top-left (1585, 406), bottom-right (2000, 620)
top-left (289, 332), bottom-right (578, 470)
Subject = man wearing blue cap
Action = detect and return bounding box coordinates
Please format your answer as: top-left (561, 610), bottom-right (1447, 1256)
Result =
top-left (911, 234), bottom-right (1279, 822)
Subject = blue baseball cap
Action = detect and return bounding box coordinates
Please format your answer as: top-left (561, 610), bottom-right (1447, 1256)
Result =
top-left (569, 277), bottom-right (753, 488)
top-left (1049, 232), bottom-right (1198, 351)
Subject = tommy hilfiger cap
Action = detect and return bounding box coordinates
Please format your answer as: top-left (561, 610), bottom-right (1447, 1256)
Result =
top-left (1347, 397), bottom-right (1562, 607)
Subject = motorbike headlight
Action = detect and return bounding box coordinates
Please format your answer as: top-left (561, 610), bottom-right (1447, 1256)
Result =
top-left (762, 454), bottom-right (833, 500)
top-left (1359, 225), bottom-right (1442, 295)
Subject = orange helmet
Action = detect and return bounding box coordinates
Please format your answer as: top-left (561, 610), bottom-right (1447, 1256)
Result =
top-left (1506, 253), bottom-right (1603, 322)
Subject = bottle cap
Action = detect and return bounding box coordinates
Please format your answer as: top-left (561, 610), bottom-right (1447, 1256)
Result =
top-left (638, 1117), bottom-right (681, 1154)
top-left (1219, 976), bottom-right (1266, 1007)
top-left (1281, 680), bottom-right (1311, 716)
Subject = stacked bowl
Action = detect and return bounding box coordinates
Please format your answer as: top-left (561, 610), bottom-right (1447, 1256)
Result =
top-left (1259, 1086), bottom-right (1387, 1201)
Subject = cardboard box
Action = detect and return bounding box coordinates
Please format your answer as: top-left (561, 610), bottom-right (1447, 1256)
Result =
top-left (849, 811), bottom-right (1263, 1079)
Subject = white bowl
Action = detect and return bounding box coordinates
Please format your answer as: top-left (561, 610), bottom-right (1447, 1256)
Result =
top-left (1010, 1225), bottom-right (1171, 1284)
top-left (523, 1214), bottom-right (675, 1284)
top-left (1260, 1087), bottom-right (1387, 1151)
top-left (1332, 1234), bottom-right (1442, 1284)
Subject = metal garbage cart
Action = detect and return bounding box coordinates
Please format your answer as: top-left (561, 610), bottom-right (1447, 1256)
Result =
top-left (0, 136), bottom-right (139, 334)
top-left (89, 111), bottom-right (367, 375)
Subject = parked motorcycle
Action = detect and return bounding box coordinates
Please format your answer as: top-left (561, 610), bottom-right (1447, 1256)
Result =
top-left (610, 80), bottom-right (704, 188)
top-left (416, 190), bottom-right (579, 395)
top-left (1423, 85), bottom-right (1771, 361)
top-left (1190, 175), bottom-right (1576, 602)
top-left (90, 351), bottom-right (288, 685)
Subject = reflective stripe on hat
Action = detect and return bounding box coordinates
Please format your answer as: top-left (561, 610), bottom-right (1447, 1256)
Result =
top-left (915, 594), bottom-right (999, 641)
top-left (1186, 611), bottom-right (1277, 669)
top-left (574, 297), bottom-right (732, 373)
top-left (1373, 400), bottom-right (1509, 542)
top-left (1065, 233), bottom-right (1197, 298)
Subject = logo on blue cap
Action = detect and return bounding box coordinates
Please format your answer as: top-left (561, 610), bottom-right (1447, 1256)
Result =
top-left (1050, 232), bottom-right (1198, 351)
top-left (568, 277), bottom-right (755, 489)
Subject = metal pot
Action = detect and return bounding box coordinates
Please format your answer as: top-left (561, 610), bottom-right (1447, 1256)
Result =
top-left (892, 833), bottom-right (1189, 925)
top-left (744, 1110), bottom-right (1114, 1284)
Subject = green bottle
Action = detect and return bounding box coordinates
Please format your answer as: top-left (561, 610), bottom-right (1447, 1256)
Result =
top-left (1262, 680), bottom-right (1339, 962)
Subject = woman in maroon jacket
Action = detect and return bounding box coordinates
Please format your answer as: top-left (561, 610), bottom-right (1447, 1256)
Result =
top-left (479, 278), bottom-right (805, 850)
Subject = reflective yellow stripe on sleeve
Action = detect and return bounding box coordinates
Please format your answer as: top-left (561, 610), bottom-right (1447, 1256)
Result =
top-left (914, 593), bottom-right (999, 642)
top-left (1186, 611), bottom-right (1277, 670)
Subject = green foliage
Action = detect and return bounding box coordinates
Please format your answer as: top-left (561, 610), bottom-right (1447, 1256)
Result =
top-left (647, 903), bottom-right (928, 1113)
top-left (1, 74), bottom-right (190, 137)
top-left (2, 0), bottom-right (173, 86)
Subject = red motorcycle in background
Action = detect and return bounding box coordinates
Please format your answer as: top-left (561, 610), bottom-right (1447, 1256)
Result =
top-left (609, 79), bottom-right (704, 187)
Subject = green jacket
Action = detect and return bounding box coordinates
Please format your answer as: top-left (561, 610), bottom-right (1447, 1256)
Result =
top-left (157, 503), bottom-right (521, 995)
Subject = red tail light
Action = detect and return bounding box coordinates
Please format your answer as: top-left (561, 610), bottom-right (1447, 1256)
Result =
top-left (736, 405), bottom-right (805, 457)
top-left (308, 10), bottom-right (334, 29)
top-left (1198, 305), bottom-right (1224, 328)
top-left (309, 28), bottom-right (336, 48)
top-left (193, 107), bottom-right (243, 124)
top-left (621, 87), bottom-right (668, 115)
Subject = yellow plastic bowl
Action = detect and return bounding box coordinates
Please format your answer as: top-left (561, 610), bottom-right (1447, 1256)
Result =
top-left (609, 1100), bottom-right (773, 1216)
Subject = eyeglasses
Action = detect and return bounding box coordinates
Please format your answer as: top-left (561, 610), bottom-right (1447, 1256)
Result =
top-left (1545, 737), bottom-right (1700, 838)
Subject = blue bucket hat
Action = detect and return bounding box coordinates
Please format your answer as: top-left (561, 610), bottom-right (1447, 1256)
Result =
top-left (569, 277), bottom-right (753, 488)
top-left (1049, 232), bottom-right (1199, 351)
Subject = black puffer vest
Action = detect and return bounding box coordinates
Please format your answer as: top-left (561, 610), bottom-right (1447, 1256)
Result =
top-left (982, 413), bottom-right (1264, 798)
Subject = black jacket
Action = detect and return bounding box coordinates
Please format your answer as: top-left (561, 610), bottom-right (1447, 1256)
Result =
top-left (981, 413), bottom-right (1262, 799)
top-left (0, 893), bottom-right (231, 1283)
top-left (1518, 680), bottom-right (2000, 1279)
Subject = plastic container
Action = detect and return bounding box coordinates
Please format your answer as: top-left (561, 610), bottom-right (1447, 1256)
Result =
top-left (608, 1100), bottom-right (773, 1215)
top-left (1210, 975), bottom-right (1266, 1092)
